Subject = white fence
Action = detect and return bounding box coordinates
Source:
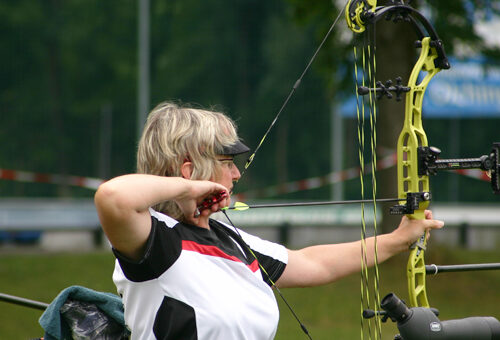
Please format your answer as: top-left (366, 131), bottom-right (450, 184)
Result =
top-left (0, 199), bottom-right (499, 249)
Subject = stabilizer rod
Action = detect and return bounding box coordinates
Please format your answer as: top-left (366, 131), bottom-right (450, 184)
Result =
top-left (426, 263), bottom-right (500, 275)
top-left (0, 292), bottom-right (48, 311)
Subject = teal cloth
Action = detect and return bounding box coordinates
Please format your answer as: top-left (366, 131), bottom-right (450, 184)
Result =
top-left (39, 285), bottom-right (126, 340)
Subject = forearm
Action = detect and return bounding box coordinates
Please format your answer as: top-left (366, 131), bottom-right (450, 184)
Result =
top-left (94, 174), bottom-right (204, 259)
top-left (322, 233), bottom-right (406, 280)
top-left (278, 212), bottom-right (444, 288)
top-left (280, 233), bottom-right (406, 288)
top-left (95, 174), bottom-right (192, 214)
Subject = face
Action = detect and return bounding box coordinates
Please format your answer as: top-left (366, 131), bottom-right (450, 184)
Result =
top-left (213, 156), bottom-right (241, 194)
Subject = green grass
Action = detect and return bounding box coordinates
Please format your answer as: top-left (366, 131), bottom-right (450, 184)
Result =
top-left (1, 247), bottom-right (499, 339)
top-left (0, 251), bottom-right (117, 339)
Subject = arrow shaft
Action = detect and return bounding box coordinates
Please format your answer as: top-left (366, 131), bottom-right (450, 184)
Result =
top-left (229, 197), bottom-right (400, 210)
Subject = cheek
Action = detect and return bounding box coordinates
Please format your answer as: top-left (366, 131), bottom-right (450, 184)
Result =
top-left (218, 168), bottom-right (234, 184)
top-left (211, 167), bottom-right (224, 182)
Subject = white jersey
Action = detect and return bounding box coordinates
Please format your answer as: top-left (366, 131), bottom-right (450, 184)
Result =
top-left (113, 209), bottom-right (288, 340)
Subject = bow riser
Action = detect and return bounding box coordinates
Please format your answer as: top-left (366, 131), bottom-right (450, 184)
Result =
top-left (398, 37), bottom-right (443, 308)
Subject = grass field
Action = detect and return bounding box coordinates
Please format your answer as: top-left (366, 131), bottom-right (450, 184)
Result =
top-left (0, 246), bottom-right (499, 339)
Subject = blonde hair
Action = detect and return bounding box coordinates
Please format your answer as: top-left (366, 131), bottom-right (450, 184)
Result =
top-left (137, 101), bottom-right (240, 218)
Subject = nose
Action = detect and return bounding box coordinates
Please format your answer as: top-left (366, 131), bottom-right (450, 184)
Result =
top-left (232, 165), bottom-right (241, 181)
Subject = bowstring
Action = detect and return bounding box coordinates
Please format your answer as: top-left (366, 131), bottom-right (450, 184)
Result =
top-left (354, 37), bottom-right (371, 340)
top-left (238, 5), bottom-right (347, 182)
top-left (355, 24), bottom-right (382, 340)
top-left (367, 23), bottom-right (382, 340)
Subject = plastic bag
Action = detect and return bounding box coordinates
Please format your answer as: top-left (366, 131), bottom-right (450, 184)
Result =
top-left (60, 299), bottom-right (130, 340)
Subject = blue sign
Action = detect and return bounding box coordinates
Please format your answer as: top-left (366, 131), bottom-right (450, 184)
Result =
top-left (423, 57), bottom-right (500, 118)
top-left (340, 57), bottom-right (500, 118)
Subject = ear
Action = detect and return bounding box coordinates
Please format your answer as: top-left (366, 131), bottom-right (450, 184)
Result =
top-left (180, 161), bottom-right (193, 179)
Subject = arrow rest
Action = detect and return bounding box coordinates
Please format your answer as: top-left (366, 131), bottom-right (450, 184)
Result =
top-left (389, 192), bottom-right (431, 215)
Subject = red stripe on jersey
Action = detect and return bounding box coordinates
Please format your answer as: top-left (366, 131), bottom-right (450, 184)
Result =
top-left (182, 240), bottom-right (259, 272)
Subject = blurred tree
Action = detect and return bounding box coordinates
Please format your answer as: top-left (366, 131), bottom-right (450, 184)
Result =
top-left (0, 0), bottom-right (137, 196)
top-left (1, 0), bottom-right (499, 211)
top-left (148, 0), bottom-right (332, 193)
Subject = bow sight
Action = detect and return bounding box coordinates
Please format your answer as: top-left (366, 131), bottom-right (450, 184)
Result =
top-left (389, 142), bottom-right (500, 215)
top-left (418, 143), bottom-right (500, 194)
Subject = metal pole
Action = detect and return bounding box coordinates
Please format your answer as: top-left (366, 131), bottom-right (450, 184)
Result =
top-left (99, 102), bottom-right (112, 179)
top-left (137, 0), bottom-right (150, 140)
top-left (0, 293), bottom-right (48, 311)
top-left (331, 102), bottom-right (344, 200)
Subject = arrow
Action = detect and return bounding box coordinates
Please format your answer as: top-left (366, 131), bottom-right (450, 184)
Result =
top-left (224, 197), bottom-right (401, 211)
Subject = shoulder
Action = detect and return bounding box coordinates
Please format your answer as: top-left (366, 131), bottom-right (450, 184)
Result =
top-left (114, 210), bottom-right (184, 282)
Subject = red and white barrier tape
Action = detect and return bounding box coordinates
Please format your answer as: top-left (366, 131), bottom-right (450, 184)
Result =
top-left (234, 154), bottom-right (491, 200)
top-left (234, 153), bottom-right (398, 200)
top-left (0, 168), bottom-right (104, 190)
top-left (1, 158), bottom-right (490, 196)
top-left (453, 169), bottom-right (492, 182)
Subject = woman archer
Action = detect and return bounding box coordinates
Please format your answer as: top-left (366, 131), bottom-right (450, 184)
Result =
top-left (94, 101), bottom-right (444, 340)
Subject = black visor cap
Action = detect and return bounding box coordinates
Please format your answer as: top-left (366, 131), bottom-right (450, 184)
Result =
top-left (221, 140), bottom-right (250, 156)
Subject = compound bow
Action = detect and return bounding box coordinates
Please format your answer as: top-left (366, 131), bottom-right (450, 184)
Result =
top-left (346, 0), bottom-right (500, 338)
top-left (225, 0), bottom-right (500, 338)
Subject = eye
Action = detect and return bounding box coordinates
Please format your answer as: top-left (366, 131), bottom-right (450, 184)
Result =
top-left (216, 158), bottom-right (235, 169)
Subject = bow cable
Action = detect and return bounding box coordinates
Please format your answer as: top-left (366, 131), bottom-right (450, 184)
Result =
top-left (366, 23), bottom-right (383, 340)
top-left (238, 5), bottom-right (347, 181)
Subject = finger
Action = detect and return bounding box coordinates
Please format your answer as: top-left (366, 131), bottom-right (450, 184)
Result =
top-left (429, 219), bottom-right (445, 229)
top-left (197, 190), bottom-right (229, 213)
top-left (209, 197), bottom-right (229, 213)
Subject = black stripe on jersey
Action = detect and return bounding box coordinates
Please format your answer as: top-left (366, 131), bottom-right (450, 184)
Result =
top-left (253, 249), bottom-right (287, 286)
top-left (113, 216), bottom-right (182, 282)
top-left (153, 296), bottom-right (197, 340)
